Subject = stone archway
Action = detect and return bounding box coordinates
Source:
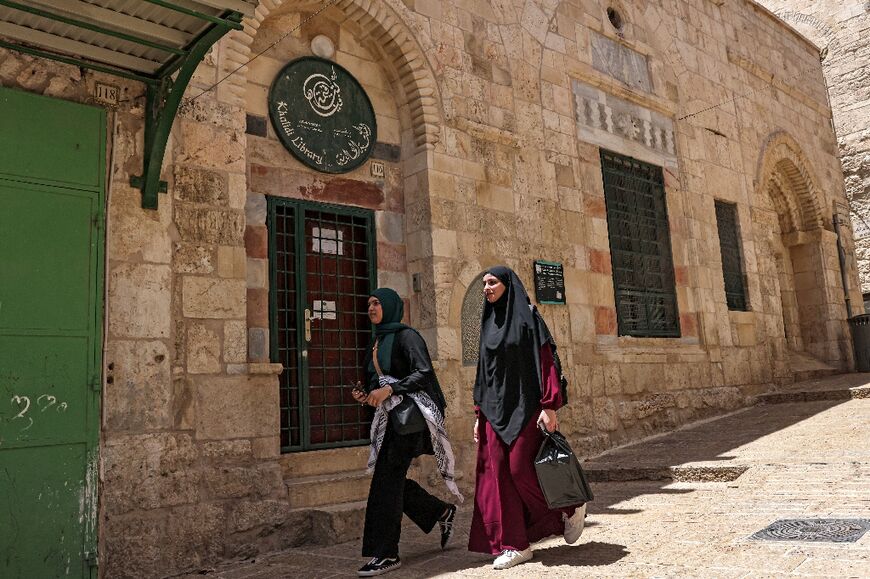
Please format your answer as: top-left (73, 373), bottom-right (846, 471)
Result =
top-left (755, 132), bottom-right (836, 364)
top-left (221, 0), bottom-right (444, 149)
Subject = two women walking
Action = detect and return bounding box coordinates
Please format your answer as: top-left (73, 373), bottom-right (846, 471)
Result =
top-left (356, 268), bottom-right (586, 576)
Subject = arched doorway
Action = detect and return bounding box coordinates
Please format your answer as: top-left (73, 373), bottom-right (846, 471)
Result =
top-left (755, 132), bottom-right (845, 368)
top-left (229, 1), bottom-right (443, 454)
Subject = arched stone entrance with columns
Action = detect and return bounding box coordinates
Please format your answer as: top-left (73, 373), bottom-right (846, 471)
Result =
top-left (755, 132), bottom-right (852, 370)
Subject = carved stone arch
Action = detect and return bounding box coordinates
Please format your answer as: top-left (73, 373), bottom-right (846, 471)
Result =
top-left (756, 132), bottom-right (825, 233)
top-left (221, 0), bottom-right (443, 149)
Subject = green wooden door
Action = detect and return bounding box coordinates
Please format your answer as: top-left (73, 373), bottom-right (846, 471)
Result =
top-left (0, 87), bottom-right (104, 578)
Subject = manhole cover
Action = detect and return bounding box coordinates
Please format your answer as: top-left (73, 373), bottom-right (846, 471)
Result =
top-left (750, 519), bottom-right (870, 543)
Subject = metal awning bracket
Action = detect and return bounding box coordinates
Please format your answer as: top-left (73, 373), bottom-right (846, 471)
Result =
top-left (129, 11), bottom-right (242, 209)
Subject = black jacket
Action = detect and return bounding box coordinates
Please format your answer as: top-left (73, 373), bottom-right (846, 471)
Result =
top-left (363, 328), bottom-right (447, 417)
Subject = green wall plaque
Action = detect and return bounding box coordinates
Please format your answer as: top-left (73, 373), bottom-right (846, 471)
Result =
top-left (268, 57), bottom-right (377, 174)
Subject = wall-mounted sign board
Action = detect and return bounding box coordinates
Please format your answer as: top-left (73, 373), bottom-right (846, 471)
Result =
top-left (533, 260), bottom-right (566, 305)
top-left (268, 57), bottom-right (377, 174)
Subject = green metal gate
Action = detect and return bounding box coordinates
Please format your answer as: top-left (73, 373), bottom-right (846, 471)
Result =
top-left (268, 198), bottom-right (377, 452)
top-left (0, 87), bottom-right (105, 578)
top-left (600, 149), bottom-right (680, 338)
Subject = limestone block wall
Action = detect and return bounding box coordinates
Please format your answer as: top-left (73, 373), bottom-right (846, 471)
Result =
top-left (0, 0), bottom-right (861, 575)
top-left (756, 0), bottom-right (870, 294)
top-left (218, 0), bottom-right (859, 494)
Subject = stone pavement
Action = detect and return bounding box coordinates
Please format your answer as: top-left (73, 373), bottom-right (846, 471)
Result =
top-left (179, 375), bottom-right (870, 578)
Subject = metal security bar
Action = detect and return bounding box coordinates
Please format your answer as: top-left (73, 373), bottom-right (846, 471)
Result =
top-left (268, 198), bottom-right (376, 452)
top-left (600, 150), bottom-right (680, 337)
top-left (715, 200), bottom-right (748, 311)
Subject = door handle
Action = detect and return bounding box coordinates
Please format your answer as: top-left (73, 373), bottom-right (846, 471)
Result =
top-left (304, 308), bottom-right (312, 342)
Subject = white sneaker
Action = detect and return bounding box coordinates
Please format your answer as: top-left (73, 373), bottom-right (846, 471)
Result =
top-left (493, 547), bottom-right (533, 570)
top-left (563, 503), bottom-right (587, 545)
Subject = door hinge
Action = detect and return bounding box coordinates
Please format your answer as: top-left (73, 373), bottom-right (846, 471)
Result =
top-left (90, 375), bottom-right (102, 392)
top-left (85, 551), bottom-right (98, 568)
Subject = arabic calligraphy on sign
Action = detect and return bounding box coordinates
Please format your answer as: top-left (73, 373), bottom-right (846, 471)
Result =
top-left (269, 57), bottom-right (377, 174)
top-left (303, 68), bottom-right (343, 117)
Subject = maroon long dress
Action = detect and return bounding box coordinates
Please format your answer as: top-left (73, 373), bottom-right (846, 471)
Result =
top-left (468, 344), bottom-right (576, 554)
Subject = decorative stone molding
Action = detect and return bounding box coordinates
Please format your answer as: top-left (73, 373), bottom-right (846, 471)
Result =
top-left (222, 0), bottom-right (443, 149)
top-left (756, 131), bottom-right (825, 233)
top-left (572, 77), bottom-right (677, 168)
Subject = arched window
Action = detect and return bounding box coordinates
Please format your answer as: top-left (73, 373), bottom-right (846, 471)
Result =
top-left (461, 273), bottom-right (486, 366)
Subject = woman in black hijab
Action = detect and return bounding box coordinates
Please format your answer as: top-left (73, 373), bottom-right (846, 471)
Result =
top-left (467, 266), bottom-right (586, 570)
top-left (352, 288), bottom-right (463, 577)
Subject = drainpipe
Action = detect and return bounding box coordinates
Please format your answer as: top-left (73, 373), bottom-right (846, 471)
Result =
top-left (833, 212), bottom-right (853, 319)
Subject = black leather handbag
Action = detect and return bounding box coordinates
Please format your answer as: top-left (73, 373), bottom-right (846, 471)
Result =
top-left (534, 426), bottom-right (594, 508)
top-left (389, 395), bottom-right (427, 435)
top-left (372, 340), bottom-right (427, 435)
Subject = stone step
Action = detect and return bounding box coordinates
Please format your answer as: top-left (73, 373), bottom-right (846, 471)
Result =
top-left (583, 463), bottom-right (749, 483)
top-left (792, 367), bottom-right (840, 383)
top-left (279, 446), bottom-right (370, 479)
top-left (759, 383), bottom-right (870, 404)
top-left (305, 500), bottom-right (367, 545)
top-left (285, 469), bottom-right (371, 509)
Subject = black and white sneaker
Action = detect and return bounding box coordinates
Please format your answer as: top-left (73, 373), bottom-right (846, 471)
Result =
top-left (439, 504), bottom-right (457, 549)
top-left (358, 556), bottom-right (401, 577)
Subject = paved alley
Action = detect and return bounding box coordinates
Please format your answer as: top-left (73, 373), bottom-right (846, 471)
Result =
top-left (180, 375), bottom-right (870, 578)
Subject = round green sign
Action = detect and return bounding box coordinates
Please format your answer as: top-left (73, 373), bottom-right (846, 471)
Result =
top-left (268, 57), bottom-right (377, 174)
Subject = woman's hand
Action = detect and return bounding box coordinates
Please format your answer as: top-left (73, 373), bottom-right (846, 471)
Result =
top-left (366, 385), bottom-right (393, 407)
top-left (538, 408), bottom-right (558, 433)
top-left (351, 381), bottom-right (367, 405)
top-left (473, 418), bottom-right (479, 443)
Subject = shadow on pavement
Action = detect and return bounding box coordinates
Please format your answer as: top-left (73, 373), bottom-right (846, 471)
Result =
top-left (535, 541), bottom-right (629, 567)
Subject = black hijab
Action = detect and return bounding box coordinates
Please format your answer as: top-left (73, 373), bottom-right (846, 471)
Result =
top-left (473, 266), bottom-right (565, 444)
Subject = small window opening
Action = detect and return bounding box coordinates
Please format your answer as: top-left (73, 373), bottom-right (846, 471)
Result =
top-left (607, 7), bottom-right (623, 31)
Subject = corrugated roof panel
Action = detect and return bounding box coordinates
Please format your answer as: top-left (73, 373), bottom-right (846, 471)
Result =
top-left (0, 7), bottom-right (175, 65)
top-left (0, 0), bottom-right (252, 79)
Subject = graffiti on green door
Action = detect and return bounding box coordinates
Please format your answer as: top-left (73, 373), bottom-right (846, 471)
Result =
top-left (0, 87), bottom-right (104, 578)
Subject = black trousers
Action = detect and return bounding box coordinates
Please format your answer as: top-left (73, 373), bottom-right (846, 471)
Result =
top-left (362, 428), bottom-right (448, 558)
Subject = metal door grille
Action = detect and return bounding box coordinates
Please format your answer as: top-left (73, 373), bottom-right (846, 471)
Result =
top-left (268, 198), bottom-right (376, 452)
top-left (271, 202), bottom-right (301, 448)
top-left (715, 200), bottom-right (748, 311)
top-left (600, 150), bottom-right (680, 337)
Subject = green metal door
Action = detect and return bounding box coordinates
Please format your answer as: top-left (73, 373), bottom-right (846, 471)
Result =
top-left (0, 87), bottom-right (105, 578)
top-left (268, 198), bottom-right (377, 452)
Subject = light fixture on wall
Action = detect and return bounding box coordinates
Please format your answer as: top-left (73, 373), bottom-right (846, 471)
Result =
top-left (311, 35), bottom-right (335, 59)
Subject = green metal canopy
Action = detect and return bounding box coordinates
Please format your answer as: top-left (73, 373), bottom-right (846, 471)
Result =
top-left (0, 0), bottom-right (257, 208)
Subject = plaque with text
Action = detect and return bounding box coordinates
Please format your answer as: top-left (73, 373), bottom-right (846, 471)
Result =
top-left (269, 57), bottom-right (377, 174)
top-left (533, 260), bottom-right (566, 305)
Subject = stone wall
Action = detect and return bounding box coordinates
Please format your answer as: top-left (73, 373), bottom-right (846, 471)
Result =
top-left (0, 0), bottom-right (861, 576)
top-left (755, 0), bottom-right (870, 295)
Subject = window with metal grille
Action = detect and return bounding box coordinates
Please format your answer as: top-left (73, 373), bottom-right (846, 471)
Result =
top-left (600, 150), bottom-right (680, 337)
top-left (714, 200), bottom-right (748, 311)
top-left (268, 198), bottom-right (377, 452)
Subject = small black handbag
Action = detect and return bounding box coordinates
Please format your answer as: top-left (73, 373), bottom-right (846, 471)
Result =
top-left (389, 395), bottom-right (427, 435)
top-left (534, 426), bottom-right (594, 508)
top-left (372, 339), bottom-right (427, 435)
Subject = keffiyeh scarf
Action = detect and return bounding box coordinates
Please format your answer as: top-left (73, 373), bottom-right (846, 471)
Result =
top-left (367, 374), bottom-right (464, 502)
